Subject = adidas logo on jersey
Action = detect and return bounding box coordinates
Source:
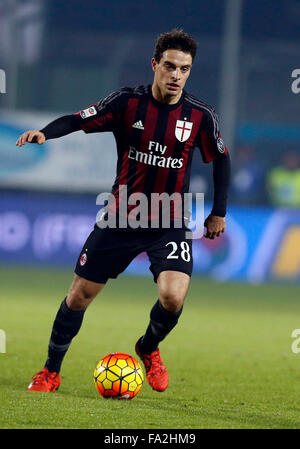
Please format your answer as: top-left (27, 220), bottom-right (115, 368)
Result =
top-left (132, 120), bottom-right (144, 130)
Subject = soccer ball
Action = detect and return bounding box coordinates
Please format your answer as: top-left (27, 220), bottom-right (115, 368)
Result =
top-left (94, 352), bottom-right (144, 399)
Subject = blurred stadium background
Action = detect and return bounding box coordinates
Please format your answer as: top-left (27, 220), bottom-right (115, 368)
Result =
top-left (0, 0), bottom-right (299, 284)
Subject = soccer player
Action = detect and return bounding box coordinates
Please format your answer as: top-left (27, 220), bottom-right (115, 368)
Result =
top-left (16, 29), bottom-right (230, 393)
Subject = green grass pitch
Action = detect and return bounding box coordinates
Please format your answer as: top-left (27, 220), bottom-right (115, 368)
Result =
top-left (0, 265), bottom-right (300, 429)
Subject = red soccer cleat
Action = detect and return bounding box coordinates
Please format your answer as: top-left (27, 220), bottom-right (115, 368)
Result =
top-left (135, 337), bottom-right (169, 392)
top-left (27, 367), bottom-right (61, 392)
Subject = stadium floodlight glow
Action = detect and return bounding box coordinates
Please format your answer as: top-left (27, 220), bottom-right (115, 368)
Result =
top-left (0, 69), bottom-right (6, 94)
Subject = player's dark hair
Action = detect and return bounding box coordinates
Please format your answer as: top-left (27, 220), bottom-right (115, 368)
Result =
top-left (153, 28), bottom-right (197, 62)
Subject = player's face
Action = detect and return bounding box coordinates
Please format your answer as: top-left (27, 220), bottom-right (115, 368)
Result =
top-left (152, 49), bottom-right (193, 103)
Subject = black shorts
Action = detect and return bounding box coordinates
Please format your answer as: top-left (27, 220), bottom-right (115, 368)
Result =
top-left (75, 225), bottom-right (193, 284)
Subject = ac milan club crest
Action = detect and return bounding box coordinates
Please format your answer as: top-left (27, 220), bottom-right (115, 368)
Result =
top-left (80, 253), bottom-right (87, 266)
top-left (175, 120), bottom-right (193, 142)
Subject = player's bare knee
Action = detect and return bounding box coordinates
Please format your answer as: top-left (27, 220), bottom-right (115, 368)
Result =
top-left (159, 292), bottom-right (184, 313)
top-left (66, 290), bottom-right (93, 311)
top-left (66, 276), bottom-right (102, 311)
top-left (158, 278), bottom-right (187, 311)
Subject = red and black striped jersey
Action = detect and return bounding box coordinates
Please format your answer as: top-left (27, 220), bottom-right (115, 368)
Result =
top-left (74, 85), bottom-right (229, 225)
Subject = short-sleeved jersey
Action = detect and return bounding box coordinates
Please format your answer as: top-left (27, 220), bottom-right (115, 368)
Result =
top-left (74, 85), bottom-right (228, 226)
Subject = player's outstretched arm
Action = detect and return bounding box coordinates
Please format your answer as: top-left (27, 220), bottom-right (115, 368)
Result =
top-left (16, 130), bottom-right (46, 147)
top-left (16, 115), bottom-right (81, 147)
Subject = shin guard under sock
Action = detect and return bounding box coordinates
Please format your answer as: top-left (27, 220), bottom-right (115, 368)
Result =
top-left (140, 299), bottom-right (183, 354)
top-left (45, 298), bottom-right (85, 373)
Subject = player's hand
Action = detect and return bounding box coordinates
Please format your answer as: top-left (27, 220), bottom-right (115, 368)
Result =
top-left (204, 214), bottom-right (225, 239)
top-left (16, 130), bottom-right (46, 147)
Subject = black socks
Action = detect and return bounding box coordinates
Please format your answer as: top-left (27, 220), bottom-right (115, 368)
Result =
top-left (44, 297), bottom-right (182, 372)
top-left (140, 299), bottom-right (183, 354)
top-left (45, 298), bottom-right (85, 373)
